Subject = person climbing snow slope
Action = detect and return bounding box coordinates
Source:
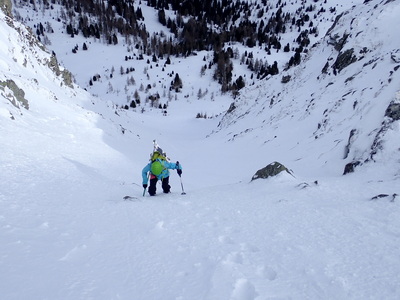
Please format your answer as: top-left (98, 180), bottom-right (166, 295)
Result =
top-left (142, 147), bottom-right (182, 196)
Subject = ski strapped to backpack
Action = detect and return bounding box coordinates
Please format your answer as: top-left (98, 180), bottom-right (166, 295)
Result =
top-left (149, 140), bottom-right (169, 177)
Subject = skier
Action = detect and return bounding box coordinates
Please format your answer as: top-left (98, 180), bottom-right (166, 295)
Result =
top-left (142, 148), bottom-right (182, 196)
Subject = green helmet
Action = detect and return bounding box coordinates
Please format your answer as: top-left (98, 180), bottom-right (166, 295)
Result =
top-left (151, 161), bottom-right (163, 175)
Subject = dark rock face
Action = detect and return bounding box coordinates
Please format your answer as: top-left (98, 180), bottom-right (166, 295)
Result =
top-left (384, 102), bottom-right (400, 121)
top-left (333, 48), bottom-right (357, 73)
top-left (281, 75), bottom-right (291, 83)
top-left (368, 101), bottom-right (400, 160)
top-left (343, 129), bottom-right (358, 159)
top-left (251, 162), bottom-right (292, 181)
top-left (226, 102), bottom-right (236, 114)
top-left (391, 49), bottom-right (400, 63)
top-left (343, 161), bottom-right (361, 175)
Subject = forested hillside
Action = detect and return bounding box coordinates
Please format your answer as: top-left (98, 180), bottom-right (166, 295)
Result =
top-left (13, 0), bottom-right (347, 94)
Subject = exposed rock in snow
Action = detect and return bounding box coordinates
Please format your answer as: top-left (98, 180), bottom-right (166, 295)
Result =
top-left (251, 161), bottom-right (293, 181)
top-left (0, 79), bottom-right (29, 109)
top-left (385, 101), bottom-right (400, 121)
top-left (391, 49), bottom-right (400, 63)
top-left (333, 48), bottom-right (358, 73)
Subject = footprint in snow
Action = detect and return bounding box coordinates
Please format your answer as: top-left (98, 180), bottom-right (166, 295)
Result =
top-left (155, 221), bottom-right (165, 230)
top-left (223, 251), bottom-right (244, 265)
top-left (256, 265), bottom-right (277, 281)
top-left (240, 242), bottom-right (260, 253)
top-left (218, 235), bottom-right (235, 244)
top-left (230, 278), bottom-right (257, 300)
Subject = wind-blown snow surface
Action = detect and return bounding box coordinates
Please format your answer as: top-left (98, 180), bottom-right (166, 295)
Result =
top-left (1, 4), bottom-right (400, 300)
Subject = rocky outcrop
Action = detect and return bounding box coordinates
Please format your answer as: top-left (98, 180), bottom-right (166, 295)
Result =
top-left (391, 49), bottom-right (400, 63)
top-left (0, 79), bottom-right (29, 110)
top-left (47, 54), bottom-right (73, 88)
top-left (333, 48), bottom-right (357, 73)
top-left (0, 0), bottom-right (12, 17)
top-left (343, 161), bottom-right (361, 175)
top-left (251, 162), bottom-right (293, 181)
top-left (369, 99), bottom-right (400, 160)
top-left (384, 102), bottom-right (400, 121)
top-left (343, 129), bottom-right (357, 159)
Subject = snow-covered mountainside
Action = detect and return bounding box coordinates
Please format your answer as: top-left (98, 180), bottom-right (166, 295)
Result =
top-left (10, 0), bottom-right (399, 178)
top-left (1, 0), bottom-right (400, 299)
top-left (217, 0), bottom-right (400, 177)
top-left (10, 0), bottom-right (367, 115)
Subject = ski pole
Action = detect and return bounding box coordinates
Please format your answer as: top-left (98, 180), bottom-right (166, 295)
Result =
top-left (179, 175), bottom-right (186, 195)
top-left (176, 161), bottom-right (186, 195)
top-left (143, 172), bottom-right (150, 197)
top-left (177, 163), bottom-right (186, 196)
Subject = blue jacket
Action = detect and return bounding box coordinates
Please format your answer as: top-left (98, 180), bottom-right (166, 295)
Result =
top-left (142, 160), bottom-right (182, 184)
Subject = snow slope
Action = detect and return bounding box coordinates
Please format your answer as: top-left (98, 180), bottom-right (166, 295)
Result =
top-left (1, 2), bottom-right (400, 300)
top-left (217, 0), bottom-right (400, 178)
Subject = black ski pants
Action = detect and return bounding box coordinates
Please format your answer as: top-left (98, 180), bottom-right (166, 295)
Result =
top-left (148, 176), bottom-right (170, 196)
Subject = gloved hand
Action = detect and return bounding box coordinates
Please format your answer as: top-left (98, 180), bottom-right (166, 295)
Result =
top-left (143, 184), bottom-right (148, 189)
top-left (176, 161), bottom-right (182, 176)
